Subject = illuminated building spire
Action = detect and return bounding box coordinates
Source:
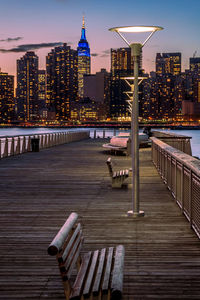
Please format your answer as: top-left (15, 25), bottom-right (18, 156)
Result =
top-left (77, 15), bottom-right (91, 98)
top-left (80, 15), bottom-right (86, 40)
top-left (82, 15), bottom-right (85, 29)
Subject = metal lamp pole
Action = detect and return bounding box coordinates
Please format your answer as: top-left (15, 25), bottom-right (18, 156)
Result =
top-left (128, 43), bottom-right (144, 216)
top-left (109, 25), bottom-right (163, 217)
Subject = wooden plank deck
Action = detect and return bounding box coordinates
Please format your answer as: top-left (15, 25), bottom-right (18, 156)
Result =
top-left (0, 138), bottom-right (200, 299)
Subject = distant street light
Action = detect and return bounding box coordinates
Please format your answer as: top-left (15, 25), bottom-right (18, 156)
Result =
top-left (109, 25), bottom-right (163, 217)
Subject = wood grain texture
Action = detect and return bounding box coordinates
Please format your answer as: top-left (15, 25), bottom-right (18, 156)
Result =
top-left (0, 139), bottom-right (200, 299)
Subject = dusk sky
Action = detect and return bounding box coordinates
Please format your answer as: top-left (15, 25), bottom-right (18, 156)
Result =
top-left (0, 0), bottom-right (200, 78)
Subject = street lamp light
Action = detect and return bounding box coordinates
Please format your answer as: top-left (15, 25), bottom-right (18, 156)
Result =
top-left (109, 25), bottom-right (163, 217)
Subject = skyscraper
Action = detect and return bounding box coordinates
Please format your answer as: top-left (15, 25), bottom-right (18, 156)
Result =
top-left (156, 53), bottom-right (181, 76)
top-left (190, 57), bottom-right (200, 73)
top-left (83, 69), bottom-right (111, 120)
top-left (77, 16), bottom-right (91, 98)
top-left (16, 52), bottom-right (39, 122)
top-left (46, 43), bottom-right (78, 122)
top-left (0, 71), bottom-right (14, 123)
top-left (110, 47), bottom-right (142, 120)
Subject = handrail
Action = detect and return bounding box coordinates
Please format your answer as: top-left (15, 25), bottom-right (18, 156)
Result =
top-left (0, 131), bottom-right (76, 139)
top-left (152, 137), bottom-right (200, 239)
top-left (152, 130), bottom-right (192, 139)
top-left (152, 131), bottom-right (192, 155)
top-left (0, 131), bottom-right (90, 159)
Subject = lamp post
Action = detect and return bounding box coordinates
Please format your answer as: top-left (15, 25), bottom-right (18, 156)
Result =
top-left (109, 25), bottom-right (163, 217)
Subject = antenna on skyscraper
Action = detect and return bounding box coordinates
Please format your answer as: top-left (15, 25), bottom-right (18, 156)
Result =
top-left (193, 51), bottom-right (197, 58)
top-left (82, 13), bottom-right (85, 29)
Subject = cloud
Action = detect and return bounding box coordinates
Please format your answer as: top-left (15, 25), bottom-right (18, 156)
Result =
top-left (0, 42), bottom-right (63, 53)
top-left (102, 49), bottom-right (110, 54)
top-left (0, 37), bottom-right (23, 42)
top-left (100, 54), bottom-right (109, 58)
top-left (100, 49), bottom-right (110, 57)
top-left (148, 44), bottom-right (159, 48)
top-left (91, 50), bottom-right (110, 58)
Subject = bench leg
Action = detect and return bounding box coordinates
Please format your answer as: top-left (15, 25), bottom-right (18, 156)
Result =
top-left (112, 178), bottom-right (123, 188)
top-left (102, 290), bottom-right (110, 300)
top-left (63, 281), bottom-right (71, 300)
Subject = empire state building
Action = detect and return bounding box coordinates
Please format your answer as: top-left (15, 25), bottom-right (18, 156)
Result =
top-left (77, 16), bottom-right (91, 98)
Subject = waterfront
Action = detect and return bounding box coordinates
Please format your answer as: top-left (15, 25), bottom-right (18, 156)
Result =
top-left (0, 127), bottom-right (200, 157)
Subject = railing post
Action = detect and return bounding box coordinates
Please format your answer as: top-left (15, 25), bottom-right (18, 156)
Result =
top-left (58, 133), bottom-right (60, 145)
top-left (169, 155), bottom-right (172, 191)
top-left (10, 138), bottom-right (14, 156)
top-left (164, 151), bottom-right (167, 183)
top-left (94, 130), bottom-right (96, 139)
top-left (45, 134), bottom-right (48, 147)
top-left (50, 134), bottom-right (52, 146)
top-left (27, 136), bottom-right (31, 151)
top-left (103, 129), bottom-right (105, 138)
top-left (174, 160), bottom-right (177, 200)
top-left (189, 170), bottom-right (193, 228)
top-left (0, 139), bottom-right (1, 159)
top-left (181, 164), bottom-right (184, 212)
top-left (40, 135), bottom-right (44, 149)
top-left (16, 137), bottom-right (20, 154)
top-left (161, 148), bottom-right (163, 175)
top-left (22, 136), bottom-right (26, 153)
top-left (3, 138), bottom-right (8, 158)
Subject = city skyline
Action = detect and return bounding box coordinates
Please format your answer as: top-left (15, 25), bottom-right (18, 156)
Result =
top-left (0, 0), bottom-right (200, 78)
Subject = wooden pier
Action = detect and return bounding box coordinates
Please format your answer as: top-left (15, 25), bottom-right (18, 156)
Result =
top-left (0, 139), bottom-right (200, 299)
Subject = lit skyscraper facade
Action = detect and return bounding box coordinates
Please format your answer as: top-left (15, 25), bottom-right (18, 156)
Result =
top-left (38, 70), bottom-right (46, 107)
top-left (110, 47), bottom-right (142, 120)
top-left (77, 16), bottom-right (91, 98)
top-left (46, 43), bottom-right (78, 121)
top-left (16, 52), bottom-right (39, 122)
top-left (190, 57), bottom-right (200, 73)
top-left (141, 52), bottom-right (183, 121)
top-left (0, 71), bottom-right (14, 123)
top-left (156, 52), bottom-right (181, 76)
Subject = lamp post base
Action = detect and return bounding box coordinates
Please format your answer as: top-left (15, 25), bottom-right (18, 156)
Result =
top-left (127, 210), bottom-right (145, 217)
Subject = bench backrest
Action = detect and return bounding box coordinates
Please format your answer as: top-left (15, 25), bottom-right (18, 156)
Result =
top-left (106, 157), bottom-right (113, 177)
top-left (48, 213), bottom-right (83, 293)
top-left (48, 212), bottom-right (125, 300)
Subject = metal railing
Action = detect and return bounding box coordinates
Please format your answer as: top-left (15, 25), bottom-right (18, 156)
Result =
top-left (92, 129), bottom-right (118, 139)
top-left (152, 137), bottom-right (200, 239)
top-left (152, 131), bottom-right (192, 155)
top-left (0, 131), bottom-right (90, 159)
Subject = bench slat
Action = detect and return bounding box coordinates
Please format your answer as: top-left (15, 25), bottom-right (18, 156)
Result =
top-left (64, 237), bottom-right (84, 281)
top-left (48, 212), bottom-right (78, 255)
top-left (92, 248), bottom-right (106, 296)
top-left (83, 250), bottom-right (99, 297)
top-left (111, 245), bottom-right (125, 300)
top-left (102, 247), bottom-right (114, 292)
top-left (60, 230), bottom-right (82, 273)
top-left (70, 251), bottom-right (92, 300)
top-left (58, 223), bottom-right (81, 264)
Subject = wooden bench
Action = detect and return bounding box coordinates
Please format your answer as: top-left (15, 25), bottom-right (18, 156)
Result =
top-left (106, 157), bottom-right (129, 188)
top-left (48, 212), bottom-right (125, 300)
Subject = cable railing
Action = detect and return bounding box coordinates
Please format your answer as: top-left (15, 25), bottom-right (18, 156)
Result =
top-left (0, 131), bottom-right (90, 159)
top-left (152, 137), bottom-right (200, 239)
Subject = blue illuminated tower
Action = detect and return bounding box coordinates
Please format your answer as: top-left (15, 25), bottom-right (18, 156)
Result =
top-left (77, 16), bottom-right (91, 98)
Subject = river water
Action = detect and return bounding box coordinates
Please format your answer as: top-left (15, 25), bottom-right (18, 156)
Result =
top-left (0, 127), bottom-right (199, 158)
